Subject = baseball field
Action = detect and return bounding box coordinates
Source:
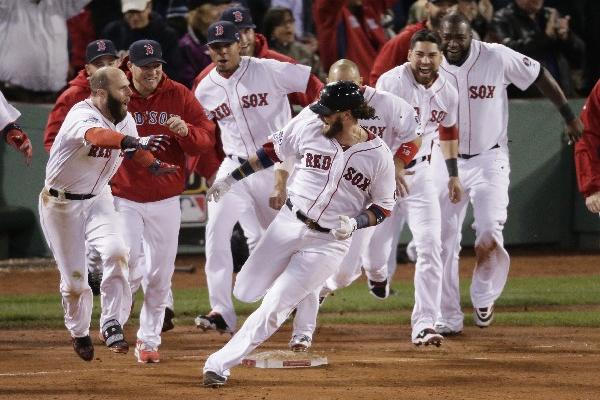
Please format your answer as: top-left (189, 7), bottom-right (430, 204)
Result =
top-left (1, 249), bottom-right (599, 400)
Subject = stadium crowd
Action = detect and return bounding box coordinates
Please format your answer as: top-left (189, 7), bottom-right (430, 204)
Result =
top-left (1, 0), bottom-right (599, 102)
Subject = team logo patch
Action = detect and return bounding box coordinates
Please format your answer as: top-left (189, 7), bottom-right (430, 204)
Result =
top-left (523, 57), bottom-right (531, 66)
top-left (271, 130), bottom-right (284, 145)
top-left (97, 40), bottom-right (106, 51)
top-left (215, 24), bottom-right (224, 36)
top-left (144, 44), bottom-right (154, 55)
top-left (84, 116), bottom-right (100, 124)
top-left (233, 11), bottom-right (243, 23)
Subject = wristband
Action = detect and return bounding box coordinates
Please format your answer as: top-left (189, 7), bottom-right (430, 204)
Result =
top-left (558, 103), bottom-right (576, 123)
top-left (120, 135), bottom-right (139, 150)
top-left (445, 158), bottom-right (458, 177)
top-left (354, 212), bottom-right (370, 229)
top-left (395, 142), bottom-right (419, 166)
top-left (2, 122), bottom-right (22, 139)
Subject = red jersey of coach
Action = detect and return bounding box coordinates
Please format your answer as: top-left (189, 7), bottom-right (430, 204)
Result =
top-left (110, 72), bottom-right (216, 203)
top-left (575, 80), bottom-right (600, 197)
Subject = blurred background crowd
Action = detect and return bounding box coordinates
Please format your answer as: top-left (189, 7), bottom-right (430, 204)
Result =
top-left (0, 0), bottom-right (598, 103)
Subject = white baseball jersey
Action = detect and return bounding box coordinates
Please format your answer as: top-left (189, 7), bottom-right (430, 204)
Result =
top-left (0, 89), bottom-right (20, 129)
top-left (195, 56), bottom-right (311, 159)
top-left (440, 40), bottom-right (540, 155)
top-left (45, 99), bottom-right (138, 195)
top-left (377, 62), bottom-right (458, 159)
top-left (272, 107), bottom-right (397, 229)
top-left (360, 85), bottom-right (420, 153)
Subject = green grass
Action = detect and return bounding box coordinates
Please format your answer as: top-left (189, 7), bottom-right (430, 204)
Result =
top-left (0, 275), bottom-right (599, 329)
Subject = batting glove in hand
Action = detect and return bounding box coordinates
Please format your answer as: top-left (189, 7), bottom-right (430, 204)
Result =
top-left (138, 134), bottom-right (170, 151)
top-left (148, 159), bottom-right (179, 176)
top-left (206, 175), bottom-right (236, 202)
top-left (331, 215), bottom-right (357, 240)
top-left (5, 129), bottom-right (33, 165)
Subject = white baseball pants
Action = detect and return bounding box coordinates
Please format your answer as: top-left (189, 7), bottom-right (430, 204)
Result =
top-left (204, 157), bottom-right (277, 330)
top-left (203, 206), bottom-right (350, 377)
top-left (39, 186), bottom-right (131, 338)
top-left (436, 147), bottom-right (511, 331)
top-left (114, 196), bottom-right (180, 348)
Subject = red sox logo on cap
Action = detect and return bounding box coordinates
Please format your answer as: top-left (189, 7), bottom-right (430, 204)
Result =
top-left (144, 43), bottom-right (154, 55)
top-left (215, 24), bottom-right (224, 36)
top-left (97, 40), bottom-right (106, 51)
top-left (233, 10), bottom-right (243, 23)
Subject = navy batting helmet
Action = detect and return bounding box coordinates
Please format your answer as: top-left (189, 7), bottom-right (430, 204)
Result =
top-left (310, 81), bottom-right (364, 116)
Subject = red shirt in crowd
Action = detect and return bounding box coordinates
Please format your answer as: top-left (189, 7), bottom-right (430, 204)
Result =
top-left (110, 73), bottom-right (216, 203)
top-left (575, 79), bottom-right (600, 197)
top-left (369, 21), bottom-right (427, 85)
top-left (313, 0), bottom-right (388, 80)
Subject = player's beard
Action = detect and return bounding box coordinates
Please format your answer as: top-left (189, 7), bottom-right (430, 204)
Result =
top-left (107, 92), bottom-right (127, 124)
top-left (322, 116), bottom-right (344, 139)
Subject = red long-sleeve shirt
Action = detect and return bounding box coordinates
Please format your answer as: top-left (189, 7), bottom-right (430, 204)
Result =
top-left (44, 70), bottom-right (91, 152)
top-left (313, 0), bottom-right (388, 80)
top-left (110, 73), bottom-right (216, 202)
top-left (369, 21), bottom-right (427, 86)
top-left (575, 80), bottom-right (600, 197)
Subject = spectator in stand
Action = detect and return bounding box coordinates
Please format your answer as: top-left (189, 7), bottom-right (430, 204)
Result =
top-left (370, 0), bottom-right (457, 85)
top-left (313, 0), bottom-right (390, 81)
top-left (67, 7), bottom-right (97, 80)
top-left (575, 79), bottom-right (600, 214)
top-left (489, 0), bottom-right (585, 97)
top-left (263, 6), bottom-right (326, 82)
top-left (179, 0), bottom-right (232, 88)
top-left (408, 0), bottom-right (428, 24)
top-left (271, 0), bottom-right (313, 39)
top-left (165, 0), bottom-right (191, 38)
top-left (102, 0), bottom-right (183, 83)
top-left (0, 0), bottom-right (91, 102)
top-left (457, 0), bottom-right (494, 40)
top-left (44, 40), bottom-right (120, 153)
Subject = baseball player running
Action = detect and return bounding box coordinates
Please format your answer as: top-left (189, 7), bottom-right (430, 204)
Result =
top-left (194, 21), bottom-right (319, 334)
top-left (202, 80), bottom-right (396, 387)
top-left (109, 40), bottom-right (215, 363)
top-left (39, 66), bottom-right (177, 361)
top-left (575, 79), bottom-right (600, 214)
top-left (1, 89), bottom-right (32, 164)
top-left (289, 58), bottom-right (423, 350)
top-left (434, 13), bottom-right (583, 334)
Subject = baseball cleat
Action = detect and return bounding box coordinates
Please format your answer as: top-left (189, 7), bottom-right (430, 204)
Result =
top-left (135, 340), bottom-right (160, 363)
top-left (434, 322), bottom-right (463, 337)
top-left (203, 371), bottom-right (227, 387)
top-left (473, 305), bottom-right (495, 328)
top-left (289, 334), bottom-right (312, 352)
top-left (368, 279), bottom-right (389, 299)
top-left (195, 312), bottom-right (233, 334)
top-left (72, 335), bottom-right (94, 361)
top-left (412, 328), bottom-right (444, 347)
top-left (162, 307), bottom-right (175, 333)
top-left (101, 319), bottom-right (129, 353)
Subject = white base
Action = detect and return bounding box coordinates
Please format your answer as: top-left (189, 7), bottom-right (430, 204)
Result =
top-left (242, 350), bottom-right (328, 369)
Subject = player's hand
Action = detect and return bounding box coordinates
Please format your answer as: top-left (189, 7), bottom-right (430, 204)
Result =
top-left (585, 191), bottom-right (600, 214)
top-left (165, 116), bottom-right (189, 137)
top-left (5, 129), bottom-right (33, 166)
top-left (269, 186), bottom-right (287, 210)
top-left (148, 159), bottom-right (179, 176)
top-left (395, 168), bottom-right (414, 198)
top-left (206, 175), bottom-right (236, 202)
top-left (448, 177), bottom-right (463, 204)
top-left (331, 215), bottom-right (357, 240)
top-left (565, 117), bottom-right (583, 144)
top-left (138, 134), bottom-right (171, 152)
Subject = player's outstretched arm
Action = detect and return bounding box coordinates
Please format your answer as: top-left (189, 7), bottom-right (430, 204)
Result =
top-left (439, 124), bottom-right (462, 203)
top-left (533, 67), bottom-right (583, 144)
top-left (206, 143), bottom-right (280, 202)
top-left (2, 122), bottom-right (33, 165)
top-left (85, 128), bottom-right (171, 152)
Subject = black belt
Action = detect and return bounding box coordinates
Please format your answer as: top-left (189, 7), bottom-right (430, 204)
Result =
top-left (458, 144), bottom-right (500, 159)
top-left (227, 154), bottom-right (247, 164)
top-left (285, 199), bottom-right (330, 233)
top-left (48, 188), bottom-right (95, 200)
top-left (405, 154), bottom-right (430, 169)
